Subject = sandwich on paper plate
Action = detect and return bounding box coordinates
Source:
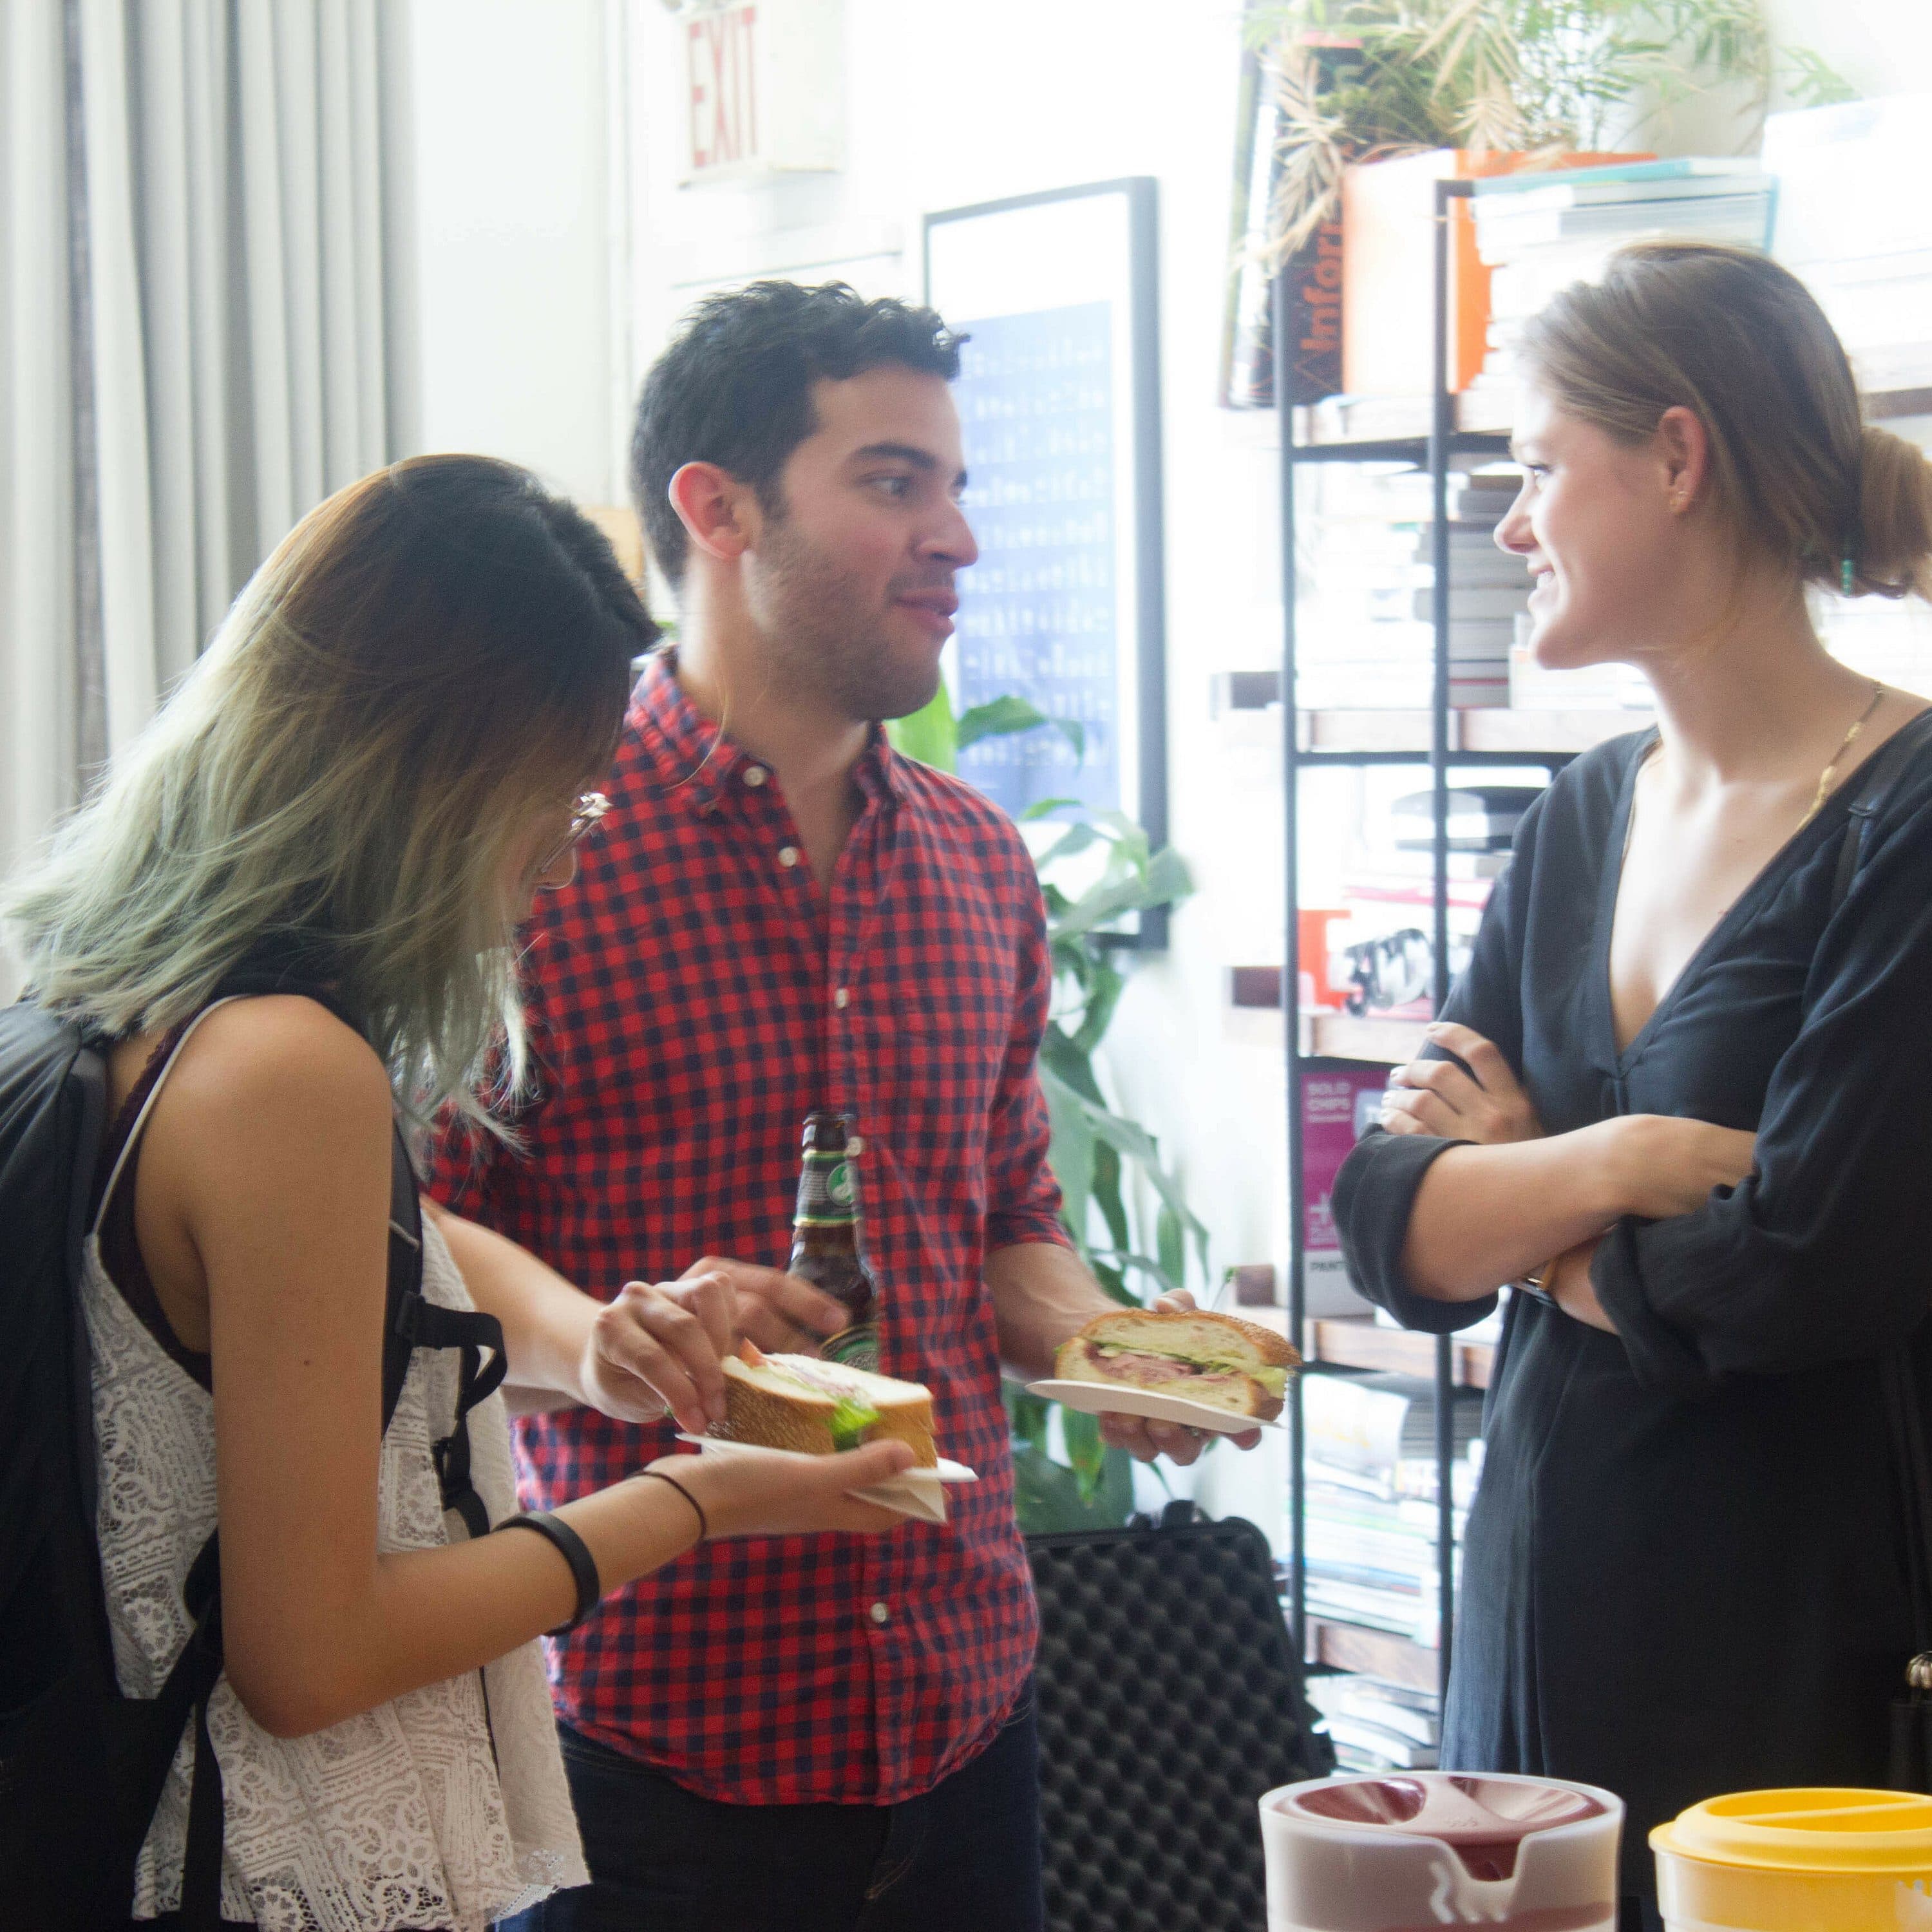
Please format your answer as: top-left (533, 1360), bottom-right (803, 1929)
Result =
top-left (711, 1343), bottom-right (938, 1467)
top-left (1053, 1309), bottom-right (1301, 1424)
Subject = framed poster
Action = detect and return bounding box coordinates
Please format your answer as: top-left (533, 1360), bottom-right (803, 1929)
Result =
top-left (924, 178), bottom-right (1169, 943)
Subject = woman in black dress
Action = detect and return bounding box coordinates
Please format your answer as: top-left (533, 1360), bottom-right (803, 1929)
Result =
top-left (1334, 243), bottom-right (1932, 1927)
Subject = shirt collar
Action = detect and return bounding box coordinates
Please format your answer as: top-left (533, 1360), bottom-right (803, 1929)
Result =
top-left (629, 649), bottom-right (910, 810)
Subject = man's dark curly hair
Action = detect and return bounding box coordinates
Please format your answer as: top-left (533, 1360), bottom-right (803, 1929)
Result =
top-left (629, 280), bottom-right (965, 589)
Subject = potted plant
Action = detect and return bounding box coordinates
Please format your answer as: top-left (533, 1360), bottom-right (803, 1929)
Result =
top-left (1240, 0), bottom-right (1855, 397)
top-left (890, 688), bottom-right (1207, 1531)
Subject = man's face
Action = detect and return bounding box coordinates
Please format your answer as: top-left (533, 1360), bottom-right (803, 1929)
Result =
top-left (741, 365), bottom-right (978, 722)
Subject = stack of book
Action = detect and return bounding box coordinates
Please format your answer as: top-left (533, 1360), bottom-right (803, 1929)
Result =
top-left (1463, 159), bottom-right (1776, 424)
top-left (1294, 470), bottom-right (1525, 710)
top-left (1305, 1671), bottom-right (1442, 1775)
top-left (1301, 1371), bottom-right (1482, 1648)
top-left (1764, 95), bottom-right (1932, 396)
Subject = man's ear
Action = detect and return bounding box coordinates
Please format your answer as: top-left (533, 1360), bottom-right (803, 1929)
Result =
top-left (668, 461), bottom-right (757, 565)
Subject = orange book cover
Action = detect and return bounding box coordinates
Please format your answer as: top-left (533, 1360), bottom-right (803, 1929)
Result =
top-left (1341, 149), bottom-right (1653, 397)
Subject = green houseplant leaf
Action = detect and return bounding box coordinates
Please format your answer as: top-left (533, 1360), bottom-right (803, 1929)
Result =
top-left (886, 681), bottom-right (1207, 1528)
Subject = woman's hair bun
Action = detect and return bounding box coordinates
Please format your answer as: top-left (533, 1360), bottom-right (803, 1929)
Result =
top-left (1853, 424), bottom-right (1932, 601)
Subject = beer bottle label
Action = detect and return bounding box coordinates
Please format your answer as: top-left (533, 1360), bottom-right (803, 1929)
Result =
top-left (794, 1150), bottom-right (857, 1228)
top-left (820, 1320), bottom-right (880, 1374)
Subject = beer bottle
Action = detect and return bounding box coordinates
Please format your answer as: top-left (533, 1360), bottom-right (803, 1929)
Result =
top-left (788, 1109), bottom-right (880, 1372)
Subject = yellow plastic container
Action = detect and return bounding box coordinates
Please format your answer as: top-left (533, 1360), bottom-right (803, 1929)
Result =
top-left (1651, 1788), bottom-right (1932, 1930)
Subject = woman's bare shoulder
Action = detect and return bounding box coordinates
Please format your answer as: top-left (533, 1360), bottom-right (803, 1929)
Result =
top-left (155, 994), bottom-right (393, 1166)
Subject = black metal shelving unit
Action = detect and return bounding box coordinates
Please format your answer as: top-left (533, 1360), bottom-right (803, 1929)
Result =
top-left (1276, 178), bottom-right (1545, 1712)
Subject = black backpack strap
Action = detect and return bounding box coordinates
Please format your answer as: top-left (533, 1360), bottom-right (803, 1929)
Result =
top-left (175, 1535), bottom-right (227, 1931)
top-left (1832, 708), bottom-right (1932, 913)
top-left (392, 1291), bottom-right (509, 1541)
top-left (380, 1124), bottom-right (507, 1539)
top-left (382, 1128), bottom-right (424, 1434)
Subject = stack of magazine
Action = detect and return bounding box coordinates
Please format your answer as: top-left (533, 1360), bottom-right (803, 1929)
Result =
top-left (1305, 1670), bottom-right (1443, 1774)
top-left (1464, 158), bottom-right (1776, 428)
top-left (1301, 1371), bottom-right (1482, 1648)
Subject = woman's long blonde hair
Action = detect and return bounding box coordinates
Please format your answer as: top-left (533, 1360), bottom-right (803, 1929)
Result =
top-left (2, 455), bottom-right (652, 1133)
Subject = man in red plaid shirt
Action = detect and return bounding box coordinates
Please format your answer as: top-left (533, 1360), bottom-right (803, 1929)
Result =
top-left (433, 281), bottom-right (1257, 1932)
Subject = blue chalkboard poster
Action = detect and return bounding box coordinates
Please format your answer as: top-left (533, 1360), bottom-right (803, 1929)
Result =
top-left (925, 179), bottom-right (1166, 935)
top-left (952, 302), bottom-right (1120, 818)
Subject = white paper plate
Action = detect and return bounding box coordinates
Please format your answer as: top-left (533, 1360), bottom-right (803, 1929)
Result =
top-left (1025, 1379), bottom-right (1281, 1434)
top-left (673, 1435), bottom-right (976, 1526)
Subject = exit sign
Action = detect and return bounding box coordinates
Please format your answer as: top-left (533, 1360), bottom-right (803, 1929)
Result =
top-left (679, 0), bottom-right (843, 185)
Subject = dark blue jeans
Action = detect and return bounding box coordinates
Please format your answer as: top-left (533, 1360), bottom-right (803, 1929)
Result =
top-left (508, 1684), bottom-right (1043, 1932)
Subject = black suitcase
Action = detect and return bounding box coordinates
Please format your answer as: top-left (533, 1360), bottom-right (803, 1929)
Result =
top-left (1027, 1501), bottom-right (1335, 1932)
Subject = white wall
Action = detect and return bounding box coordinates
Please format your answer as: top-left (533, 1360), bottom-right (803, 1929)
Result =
top-left (1768, 0), bottom-right (1932, 96)
top-left (402, 0), bottom-right (624, 505)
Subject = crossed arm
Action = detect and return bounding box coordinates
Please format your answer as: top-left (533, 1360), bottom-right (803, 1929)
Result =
top-left (1377, 1022), bottom-right (1756, 1332)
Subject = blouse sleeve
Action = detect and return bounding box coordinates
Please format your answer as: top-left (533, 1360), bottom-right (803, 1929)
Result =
top-left (1595, 783), bottom-right (1932, 1394)
top-left (1332, 795), bottom-right (1539, 1334)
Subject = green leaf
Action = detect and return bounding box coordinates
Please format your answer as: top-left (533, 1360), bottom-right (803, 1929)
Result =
top-left (1035, 820), bottom-right (1106, 869)
top-left (1050, 845), bottom-right (1194, 941)
top-left (1062, 1406), bottom-right (1110, 1502)
top-left (1038, 1063), bottom-right (1211, 1280)
top-left (1088, 1247), bottom-right (1186, 1300)
top-left (1157, 1204), bottom-right (1185, 1295)
top-left (1070, 960), bottom-right (1126, 1057)
top-left (957, 694), bottom-right (1050, 748)
top-left (1021, 797), bottom-right (1082, 821)
top-left (886, 683), bottom-right (958, 772)
top-left (1040, 1023), bottom-right (1108, 1108)
top-left (1007, 1385), bottom-right (1052, 1450)
top-left (1089, 1137), bottom-right (1133, 1268)
top-left (1009, 1435), bottom-right (1135, 1533)
top-left (1041, 1050), bottom-right (1097, 1248)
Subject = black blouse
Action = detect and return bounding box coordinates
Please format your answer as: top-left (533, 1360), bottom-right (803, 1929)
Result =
top-left (1334, 723), bottom-right (1932, 1899)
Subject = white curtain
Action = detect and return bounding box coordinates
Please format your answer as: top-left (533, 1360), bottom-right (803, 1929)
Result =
top-left (1, 0), bottom-right (411, 894)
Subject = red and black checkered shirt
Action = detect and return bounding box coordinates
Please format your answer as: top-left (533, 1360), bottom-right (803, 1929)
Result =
top-left (430, 654), bottom-right (1065, 1805)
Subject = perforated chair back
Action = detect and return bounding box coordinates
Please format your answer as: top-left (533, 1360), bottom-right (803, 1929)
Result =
top-left (1026, 1503), bottom-right (1334, 1932)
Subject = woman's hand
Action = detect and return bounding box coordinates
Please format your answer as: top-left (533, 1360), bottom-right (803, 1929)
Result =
top-left (1596, 1115), bottom-right (1757, 1221)
top-left (579, 1273), bottom-right (737, 1435)
top-left (1543, 1240), bottom-right (1617, 1334)
top-left (650, 1441), bottom-right (918, 1539)
top-left (1380, 1023), bottom-right (1544, 1146)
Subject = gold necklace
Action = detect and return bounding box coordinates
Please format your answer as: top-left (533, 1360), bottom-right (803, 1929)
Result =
top-left (1797, 680), bottom-right (1888, 829)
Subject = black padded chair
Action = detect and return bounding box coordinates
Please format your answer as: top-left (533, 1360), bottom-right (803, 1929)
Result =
top-left (1027, 1501), bottom-right (1335, 1932)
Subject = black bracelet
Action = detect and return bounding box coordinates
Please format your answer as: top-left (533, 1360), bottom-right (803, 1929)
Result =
top-left (499, 1511), bottom-right (601, 1635)
top-left (638, 1468), bottom-right (708, 1542)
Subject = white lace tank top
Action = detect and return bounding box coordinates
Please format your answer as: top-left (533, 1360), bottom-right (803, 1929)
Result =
top-left (81, 1003), bottom-right (587, 1931)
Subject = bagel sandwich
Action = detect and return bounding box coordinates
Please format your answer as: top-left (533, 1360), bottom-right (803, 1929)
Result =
top-left (1053, 1309), bottom-right (1300, 1423)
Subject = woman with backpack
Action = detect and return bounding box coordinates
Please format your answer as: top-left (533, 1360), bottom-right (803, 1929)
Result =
top-left (0, 455), bottom-right (916, 1931)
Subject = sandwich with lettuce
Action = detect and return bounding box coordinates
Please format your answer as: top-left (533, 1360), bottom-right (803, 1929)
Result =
top-left (1054, 1309), bottom-right (1299, 1423)
top-left (711, 1343), bottom-right (937, 1466)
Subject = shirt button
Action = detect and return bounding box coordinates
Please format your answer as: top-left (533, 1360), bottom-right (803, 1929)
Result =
top-left (778, 846), bottom-right (800, 868)
top-left (834, 987), bottom-right (850, 1009)
top-left (743, 765), bottom-right (768, 787)
top-left (869, 1600), bottom-right (890, 1626)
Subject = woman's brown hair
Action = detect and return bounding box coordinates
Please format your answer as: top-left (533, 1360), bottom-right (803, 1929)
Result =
top-left (1519, 242), bottom-right (1932, 602)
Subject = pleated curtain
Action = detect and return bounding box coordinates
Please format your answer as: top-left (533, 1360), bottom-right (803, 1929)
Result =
top-left (1, 0), bottom-right (410, 901)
